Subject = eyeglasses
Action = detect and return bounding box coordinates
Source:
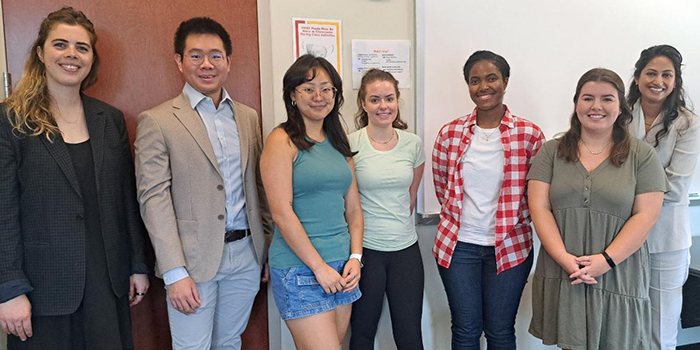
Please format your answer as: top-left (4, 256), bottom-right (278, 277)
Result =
top-left (295, 86), bottom-right (337, 99)
top-left (184, 52), bottom-right (227, 66)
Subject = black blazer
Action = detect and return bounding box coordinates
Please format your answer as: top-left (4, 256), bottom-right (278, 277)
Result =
top-left (0, 96), bottom-right (148, 316)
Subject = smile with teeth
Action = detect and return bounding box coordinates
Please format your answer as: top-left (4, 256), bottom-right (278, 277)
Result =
top-left (588, 114), bottom-right (605, 120)
top-left (59, 63), bottom-right (80, 72)
top-left (649, 86), bottom-right (665, 93)
top-left (477, 93), bottom-right (493, 100)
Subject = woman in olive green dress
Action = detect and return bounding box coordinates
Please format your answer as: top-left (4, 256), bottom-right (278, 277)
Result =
top-left (527, 68), bottom-right (668, 350)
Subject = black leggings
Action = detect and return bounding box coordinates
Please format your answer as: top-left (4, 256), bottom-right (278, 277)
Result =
top-left (350, 242), bottom-right (425, 350)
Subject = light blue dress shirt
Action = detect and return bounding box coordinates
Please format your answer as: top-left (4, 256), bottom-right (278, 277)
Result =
top-left (163, 83), bottom-right (250, 285)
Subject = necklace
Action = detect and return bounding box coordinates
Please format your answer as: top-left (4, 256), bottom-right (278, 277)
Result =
top-left (580, 139), bottom-right (611, 155)
top-left (368, 129), bottom-right (396, 144)
top-left (481, 127), bottom-right (499, 141)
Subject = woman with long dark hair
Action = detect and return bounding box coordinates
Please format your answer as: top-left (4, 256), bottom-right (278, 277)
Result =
top-left (261, 55), bottom-right (363, 350)
top-left (627, 44), bottom-right (699, 350)
top-left (0, 7), bottom-right (149, 350)
top-left (528, 68), bottom-right (668, 349)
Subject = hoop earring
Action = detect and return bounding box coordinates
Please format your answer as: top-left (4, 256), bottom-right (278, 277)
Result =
top-left (291, 100), bottom-right (296, 107)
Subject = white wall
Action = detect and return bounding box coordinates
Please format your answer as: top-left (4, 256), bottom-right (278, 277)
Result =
top-left (416, 0), bottom-right (700, 215)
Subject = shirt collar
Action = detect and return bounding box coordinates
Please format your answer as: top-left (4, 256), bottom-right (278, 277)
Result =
top-left (465, 105), bottom-right (515, 129)
top-left (182, 83), bottom-right (235, 111)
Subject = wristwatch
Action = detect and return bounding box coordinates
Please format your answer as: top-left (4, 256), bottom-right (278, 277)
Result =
top-left (349, 253), bottom-right (364, 268)
top-left (602, 251), bottom-right (616, 269)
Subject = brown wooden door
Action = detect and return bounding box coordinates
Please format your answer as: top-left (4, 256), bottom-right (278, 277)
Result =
top-left (2, 1), bottom-right (267, 349)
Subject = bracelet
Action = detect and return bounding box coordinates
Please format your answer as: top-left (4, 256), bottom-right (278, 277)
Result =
top-left (349, 253), bottom-right (364, 268)
top-left (601, 251), bottom-right (616, 269)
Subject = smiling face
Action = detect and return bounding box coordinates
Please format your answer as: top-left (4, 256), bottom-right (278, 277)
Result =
top-left (575, 81), bottom-right (621, 134)
top-left (635, 55), bottom-right (676, 106)
top-left (292, 68), bottom-right (335, 123)
top-left (37, 23), bottom-right (94, 91)
top-left (362, 80), bottom-right (398, 128)
top-left (467, 60), bottom-right (508, 113)
top-left (175, 33), bottom-right (231, 103)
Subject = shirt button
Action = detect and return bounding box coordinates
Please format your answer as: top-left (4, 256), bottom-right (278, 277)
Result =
top-left (585, 187), bottom-right (589, 191)
top-left (218, 214), bottom-right (225, 220)
top-left (217, 185), bottom-right (224, 190)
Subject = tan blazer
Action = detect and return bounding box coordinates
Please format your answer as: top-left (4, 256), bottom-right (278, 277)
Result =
top-left (134, 93), bottom-right (272, 283)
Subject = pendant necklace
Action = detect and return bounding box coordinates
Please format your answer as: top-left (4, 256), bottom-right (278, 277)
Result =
top-left (481, 127), bottom-right (499, 141)
top-left (368, 129), bottom-right (396, 144)
top-left (580, 139), bottom-right (611, 155)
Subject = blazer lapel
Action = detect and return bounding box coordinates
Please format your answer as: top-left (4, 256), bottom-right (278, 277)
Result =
top-left (172, 94), bottom-right (222, 178)
top-left (41, 134), bottom-right (81, 197)
top-left (232, 101), bottom-right (250, 176)
top-left (83, 96), bottom-right (106, 191)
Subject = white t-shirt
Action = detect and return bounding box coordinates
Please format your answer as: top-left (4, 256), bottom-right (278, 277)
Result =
top-left (348, 128), bottom-right (425, 251)
top-left (458, 125), bottom-right (504, 246)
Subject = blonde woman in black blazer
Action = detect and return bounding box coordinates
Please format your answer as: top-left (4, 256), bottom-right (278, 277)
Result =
top-left (0, 8), bottom-right (148, 350)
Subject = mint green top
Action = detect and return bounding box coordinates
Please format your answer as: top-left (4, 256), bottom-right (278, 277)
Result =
top-left (348, 128), bottom-right (425, 251)
top-left (269, 138), bottom-right (352, 269)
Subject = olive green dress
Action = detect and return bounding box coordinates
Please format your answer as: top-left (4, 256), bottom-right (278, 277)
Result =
top-left (528, 138), bottom-right (668, 350)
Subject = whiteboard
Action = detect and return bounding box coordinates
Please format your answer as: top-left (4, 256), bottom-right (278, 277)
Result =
top-left (416, 0), bottom-right (700, 215)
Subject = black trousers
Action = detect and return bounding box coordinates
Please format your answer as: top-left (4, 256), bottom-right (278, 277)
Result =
top-left (350, 242), bottom-right (425, 350)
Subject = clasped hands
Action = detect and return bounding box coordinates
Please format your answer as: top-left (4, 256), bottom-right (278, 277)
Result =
top-left (313, 259), bottom-right (361, 294)
top-left (562, 253), bottom-right (611, 285)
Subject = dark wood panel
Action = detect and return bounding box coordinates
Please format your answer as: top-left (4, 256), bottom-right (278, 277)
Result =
top-left (3, 1), bottom-right (266, 349)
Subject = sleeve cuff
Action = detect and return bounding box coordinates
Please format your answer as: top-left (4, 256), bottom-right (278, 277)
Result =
top-left (0, 279), bottom-right (33, 304)
top-left (162, 267), bottom-right (189, 285)
top-left (131, 262), bottom-right (151, 275)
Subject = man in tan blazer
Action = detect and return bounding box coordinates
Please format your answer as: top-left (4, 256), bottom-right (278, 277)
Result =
top-left (134, 17), bottom-right (271, 350)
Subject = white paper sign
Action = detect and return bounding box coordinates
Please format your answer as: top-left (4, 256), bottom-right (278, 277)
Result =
top-left (352, 40), bottom-right (411, 89)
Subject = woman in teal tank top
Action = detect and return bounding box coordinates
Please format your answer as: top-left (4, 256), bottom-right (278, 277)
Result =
top-left (261, 55), bottom-right (364, 350)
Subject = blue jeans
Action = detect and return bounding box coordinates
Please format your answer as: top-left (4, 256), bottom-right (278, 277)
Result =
top-left (438, 241), bottom-right (533, 350)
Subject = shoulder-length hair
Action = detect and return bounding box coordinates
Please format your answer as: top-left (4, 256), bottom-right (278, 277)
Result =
top-left (354, 68), bottom-right (407, 130)
top-left (627, 44), bottom-right (691, 147)
top-left (281, 54), bottom-right (355, 157)
top-left (558, 68), bottom-right (632, 167)
top-left (4, 7), bottom-right (99, 141)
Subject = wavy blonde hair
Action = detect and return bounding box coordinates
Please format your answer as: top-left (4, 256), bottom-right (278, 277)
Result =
top-left (4, 7), bottom-right (100, 140)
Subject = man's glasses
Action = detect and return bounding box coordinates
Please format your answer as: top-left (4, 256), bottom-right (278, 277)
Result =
top-left (184, 52), bottom-right (227, 66)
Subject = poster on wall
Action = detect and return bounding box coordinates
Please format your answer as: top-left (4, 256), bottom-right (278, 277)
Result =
top-left (351, 40), bottom-right (411, 89)
top-left (292, 18), bottom-right (342, 76)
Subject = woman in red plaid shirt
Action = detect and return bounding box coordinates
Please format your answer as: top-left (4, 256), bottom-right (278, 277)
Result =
top-left (432, 50), bottom-right (544, 349)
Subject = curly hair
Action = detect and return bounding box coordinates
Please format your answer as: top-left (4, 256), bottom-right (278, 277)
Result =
top-left (4, 7), bottom-right (99, 141)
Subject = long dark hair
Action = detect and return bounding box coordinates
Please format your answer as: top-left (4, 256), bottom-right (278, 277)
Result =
top-left (354, 68), bottom-right (407, 130)
top-left (281, 54), bottom-right (355, 157)
top-left (558, 68), bottom-right (632, 166)
top-left (627, 44), bottom-right (690, 147)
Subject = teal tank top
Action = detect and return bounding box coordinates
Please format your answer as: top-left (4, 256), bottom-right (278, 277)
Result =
top-left (269, 138), bottom-right (352, 269)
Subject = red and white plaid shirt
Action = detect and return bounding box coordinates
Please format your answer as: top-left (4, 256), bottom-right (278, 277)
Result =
top-left (432, 106), bottom-right (544, 273)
